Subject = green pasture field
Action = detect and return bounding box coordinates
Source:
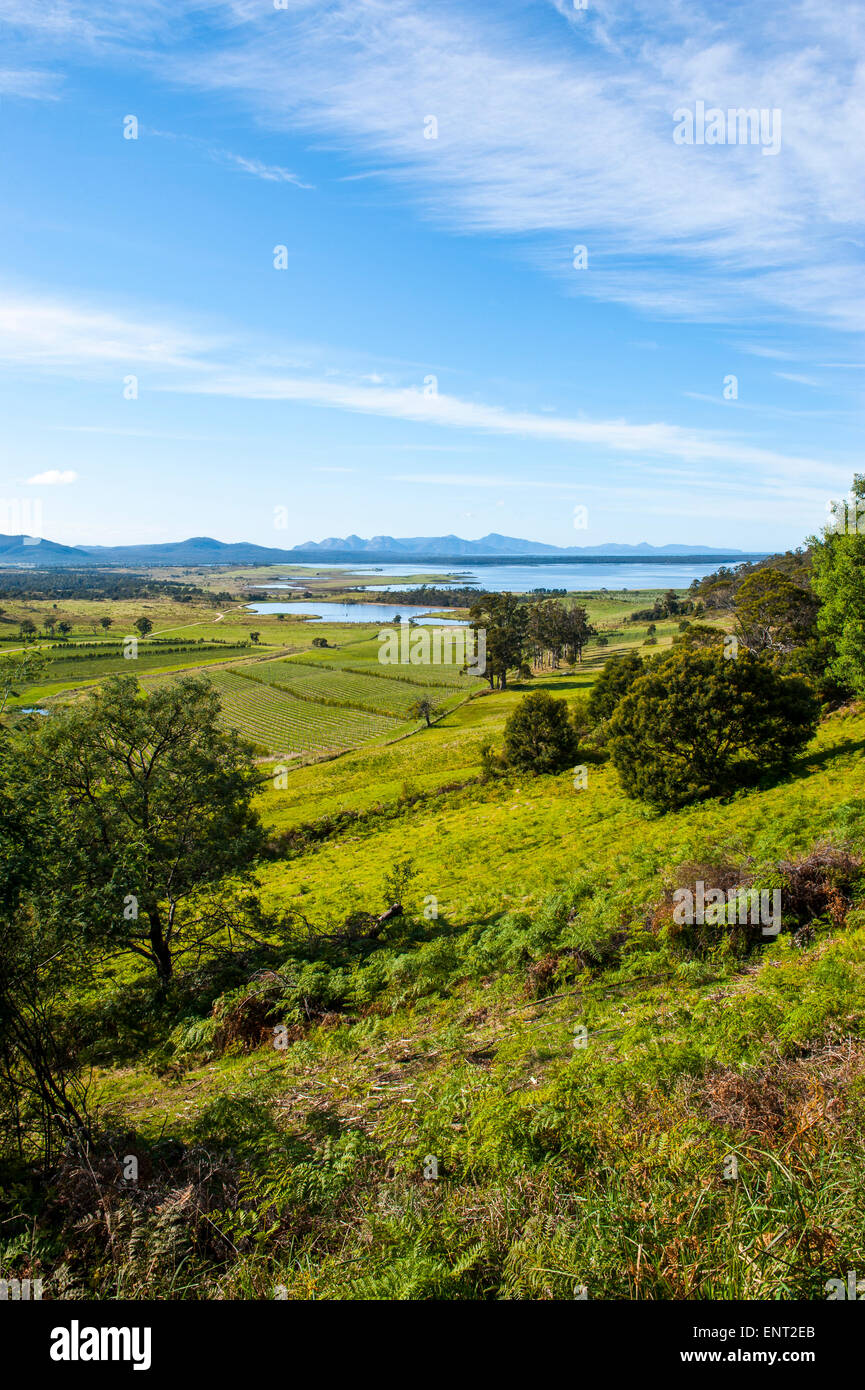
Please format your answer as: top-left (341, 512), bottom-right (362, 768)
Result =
top-left (9, 572), bottom-right (865, 1301)
top-left (3, 642), bottom-right (267, 711)
top-left (82, 666), bottom-right (865, 1300)
top-left (242, 657), bottom-right (482, 717)
top-left (253, 674), bottom-right (865, 924)
top-left (37, 641), bottom-right (255, 681)
top-left (210, 565), bottom-right (471, 592)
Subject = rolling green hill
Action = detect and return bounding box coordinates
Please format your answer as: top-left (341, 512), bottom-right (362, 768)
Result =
top-left (6, 579), bottom-right (864, 1302)
top-left (77, 669), bottom-right (865, 1300)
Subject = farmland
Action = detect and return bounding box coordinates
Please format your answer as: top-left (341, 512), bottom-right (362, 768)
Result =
top-left (138, 642), bottom-right (486, 757)
top-left (34, 639), bottom-right (254, 682)
top-left (39, 614), bottom-right (865, 1302)
top-left (147, 666), bottom-right (413, 758)
top-left (5, 553), bottom-right (865, 1312)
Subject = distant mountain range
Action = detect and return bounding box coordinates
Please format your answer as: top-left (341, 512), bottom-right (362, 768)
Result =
top-left (290, 533), bottom-right (751, 558)
top-left (0, 532), bottom-right (759, 567)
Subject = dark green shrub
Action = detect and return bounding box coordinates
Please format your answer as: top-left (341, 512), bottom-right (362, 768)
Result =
top-left (608, 648), bottom-right (820, 810)
top-left (503, 691), bottom-right (578, 774)
top-left (587, 651), bottom-right (644, 723)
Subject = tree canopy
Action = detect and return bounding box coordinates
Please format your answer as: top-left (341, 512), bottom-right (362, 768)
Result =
top-left (608, 648), bottom-right (819, 809)
top-left (734, 567), bottom-right (819, 656)
top-left (469, 592), bottom-right (528, 689)
top-left (22, 675), bottom-right (265, 983)
top-left (810, 475), bottom-right (865, 694)
top-left (503, 690), bottom-right (578, 773)
top-left (587, 651), bottom-right (645, 723)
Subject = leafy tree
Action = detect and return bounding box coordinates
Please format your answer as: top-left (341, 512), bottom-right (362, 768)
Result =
top-left (479, 740), bottom-right (506, 781)
top-left (18, 620), bottom-right (36, 640)
top-left (503, 691), bottom-right (578, 773)
top-left (469, 592), bottom-right (528, 690)
top-left (568, 694), bottom-right (593, 743)
top-left (57, 621), bottom-right (72, 639)
top-left (810, 476), bottom-right (865, 693)
top-left (608, 649), bottom-right (819, 810)
top-left (672, 622), bottom-right (726, 652)
top-left (0, 905), bottom-right (90, 1161)
top-left (25, 675), bottom-right (265, 984)
top-left (701, 578), bottom-right (736, 610)
top-left (382, 857), bottom-right (416, 910)
top-left (0, 648), bottom-right (46, 716)
top-left (408, 696), bottom-right (435, 727)
top-left (558, 601), bottom-right (595, 663)
top-left (734, 567), bottom-right (818, 655)
top-left (134, 616), bottom-right (153, 637)
top-left (779, 635), bottom-right (849, 709)
top-left (249, 631), bottom-right (261, 645)
top-left (587, 651), bottom-right (644, 723)
top-left (99, 616), bottom-right (112, 631)
top-left (527, 600), bottom-right (594, 668)
top-left (527, 599), bottom-right (563, 668)
top-left (0, 737), bottom-right (88, 1160)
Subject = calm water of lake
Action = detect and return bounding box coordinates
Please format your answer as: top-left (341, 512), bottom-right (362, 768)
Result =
top-left (257, 559), bottom-right (738, 594)
top-left (245, 600), bottom-right (467, 625)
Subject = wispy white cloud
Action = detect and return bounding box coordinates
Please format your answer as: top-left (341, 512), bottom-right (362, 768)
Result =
top-left (389, 473), bottom-right (583, 490)
top-left (48, 424), bottom-right (225, 441)
top-left (682, 390), bottom-right (855, 421)
top-left (736, 343), bottom-right (802, 361)
top-left (178, 370), bottom-right (840, 482)
top-left (0, 291), bottom-right (848, 492)
top-left (5, 1), bottom-right (864, 330)
top-left (0, 67), bottom-right (62, 98)
top-left (25, 468), bottom-right (77, 484)
top-left (0, 295), bottom-right (228, 369)
top-left (147, 127), bottom-right (313, 188)
top-left (774, 370), bottom-right (822, 387)
top-left (161, 0), bottom-right (865, 330)
top-left (0, 0), bottom-right (179, 44)
top-left (219, 151), bottom-right (312, 187)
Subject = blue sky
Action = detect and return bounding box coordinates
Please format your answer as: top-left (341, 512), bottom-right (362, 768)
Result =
top-left (0, 0), bottom-right (862, 549)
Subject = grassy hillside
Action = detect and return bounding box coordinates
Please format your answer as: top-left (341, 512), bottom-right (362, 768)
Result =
top-left (7, 575), bottom-right (861, 1302)
top-left (36, 665), bottom-right (864, 1301)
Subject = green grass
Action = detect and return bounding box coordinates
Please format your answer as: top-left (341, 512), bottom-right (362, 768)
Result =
top-left (9, 579), bottom-right (865, 1302)
top-left (245, 656), bottom-right (481, 715)
top-left (146, 666), bottom-right (410, 757)
top-left (254, 682), bottom-right (865, 921)
top-left (71, 681), bottom-right (865, 1298)
top-left (40, 641), bottom-right (254, 681)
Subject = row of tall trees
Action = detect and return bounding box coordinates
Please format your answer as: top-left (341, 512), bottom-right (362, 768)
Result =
top-left (527, 599), bottom-right (595, 668)
top-left (468, 594), bottom-right (594, 688)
